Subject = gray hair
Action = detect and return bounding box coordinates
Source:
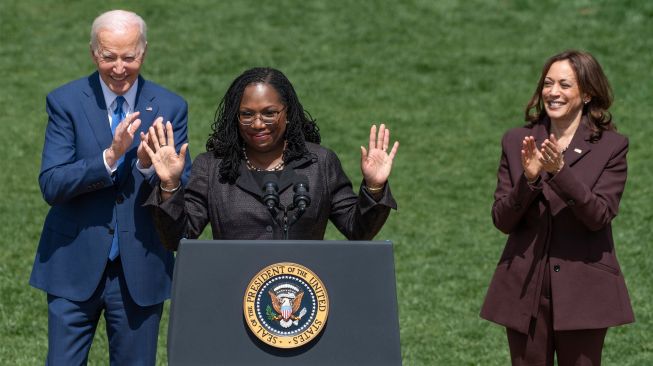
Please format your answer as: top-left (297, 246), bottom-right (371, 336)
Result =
top-left (90, 10), bottom-right (147, 55)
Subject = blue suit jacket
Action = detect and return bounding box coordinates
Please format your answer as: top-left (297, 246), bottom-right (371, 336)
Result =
top-left (30, 72), bottom-right (191, 306)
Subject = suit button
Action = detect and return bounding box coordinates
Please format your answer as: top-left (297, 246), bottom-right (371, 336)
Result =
top-left (566, 200), bottom-right (575, 207)
top-left (266, 225), bottom-right (273, 232)
top-left (116, 195), bottom-right (124, 204)
top-left (108, 228), bottom-right (115, 235)
top-left (553, 265), bottom-right (560, 272)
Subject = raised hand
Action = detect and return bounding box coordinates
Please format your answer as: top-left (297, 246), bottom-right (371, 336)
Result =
top-left (360, 124), bottom-right (399, 189)
top-left (106, 111), bottom-right (142, 167)
top-left (136, 117), bottom-right (155, 168)
top-left (141, 118), bottom-right (188, 190)
top-left (521, 135), bottom-right (543, 181)
top-left (539, 134), bottom-right (565, 174)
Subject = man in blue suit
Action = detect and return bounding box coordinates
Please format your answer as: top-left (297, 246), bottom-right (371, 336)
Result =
top-left (29, 9), bottom-right (191, 365)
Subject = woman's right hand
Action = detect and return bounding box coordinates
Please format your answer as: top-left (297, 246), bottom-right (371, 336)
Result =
top-left (141, 117), bottom-right (188, 190)
top-left (521, 136), bottom-right (543, 182)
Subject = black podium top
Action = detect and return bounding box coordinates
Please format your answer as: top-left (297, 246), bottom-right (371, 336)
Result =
top-left (168, 240), bottom-right (402, 366)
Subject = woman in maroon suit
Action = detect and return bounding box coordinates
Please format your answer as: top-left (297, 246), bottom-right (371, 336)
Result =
top-left (480, 50), bottom-right (634, 365)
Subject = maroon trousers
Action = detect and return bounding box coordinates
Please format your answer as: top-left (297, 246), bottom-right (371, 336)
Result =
top-left (506, 263), bottom-right (607, 366)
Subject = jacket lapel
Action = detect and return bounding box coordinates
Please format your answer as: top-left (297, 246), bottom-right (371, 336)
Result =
top-left (279, 154), bottom-right (313, 194)
top-left (563, 117), bottom-right (592, 167)
top-left (81, 72), bottom-right (113, 150)
top-left (235, 153), bottom-right (313, 198)
top-left (133, 76), bottom-right (159, 128)
top-left (543, 118), bottom-right (593, 215)
top-left (235, 163), bottom-right (264, 198)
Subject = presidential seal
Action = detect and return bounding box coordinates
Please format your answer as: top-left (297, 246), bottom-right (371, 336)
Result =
top-left (243, 262), bottom-right (329, 349)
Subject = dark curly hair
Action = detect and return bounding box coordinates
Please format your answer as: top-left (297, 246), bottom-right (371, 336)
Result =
top-left (524, 50), bottom-right (615, 142)
top-left (206, 67), bottom-right (321, 183)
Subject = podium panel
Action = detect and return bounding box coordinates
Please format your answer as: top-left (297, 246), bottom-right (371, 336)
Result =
top-left (168, 240), bottom-right (401, 365)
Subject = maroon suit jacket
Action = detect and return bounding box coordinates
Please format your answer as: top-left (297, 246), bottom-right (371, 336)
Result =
top-left (480, 117), bottom-right (635, 334)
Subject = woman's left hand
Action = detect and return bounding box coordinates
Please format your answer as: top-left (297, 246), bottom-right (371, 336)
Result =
top-left (141, 118), bottom-right (188, 189)
top-left (360, 124), bottom-right (399, 189)
top-left (540, 134), bottom-right (565, 174)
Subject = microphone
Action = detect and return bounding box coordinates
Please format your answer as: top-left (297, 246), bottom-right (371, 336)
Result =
top-left (293, 176), bottom-right (311, 211)
top-left (262, 174), bottom-right (280, 210)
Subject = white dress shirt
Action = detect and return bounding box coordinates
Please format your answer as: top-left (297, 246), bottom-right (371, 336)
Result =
top-left (98, 75), bottom-right (155, 177)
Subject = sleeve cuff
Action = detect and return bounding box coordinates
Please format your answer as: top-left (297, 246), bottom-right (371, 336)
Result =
top-left (359, 181), bottom-right (398, 215)
top-left (136, 159), bottom-right (156, 178)
top-left (103, 149), bottom-right (118, 175)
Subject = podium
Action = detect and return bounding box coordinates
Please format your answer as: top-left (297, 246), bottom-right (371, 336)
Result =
top-left (168, 240), bottom-right (402, 365)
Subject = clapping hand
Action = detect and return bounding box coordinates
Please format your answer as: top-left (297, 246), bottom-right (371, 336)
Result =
top-left (521, 136), bottom-right (543, 181)
top-left (106, 112), bottom-right (142, 167)
top-left (360, 124), bottom-right (399, 189)
top-left (539, 134), bottom-right (565, 174)
top-left (521, 134), bottom-right (565, 181)
top-left (140, 118), bottom-right (188, 190)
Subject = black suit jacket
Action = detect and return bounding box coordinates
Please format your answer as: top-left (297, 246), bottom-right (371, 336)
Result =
top-left (146, 143), bottom-right (397, 249)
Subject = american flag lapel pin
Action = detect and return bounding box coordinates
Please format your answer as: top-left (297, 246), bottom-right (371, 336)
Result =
top-left (574, 148), bottom-right (582, 154)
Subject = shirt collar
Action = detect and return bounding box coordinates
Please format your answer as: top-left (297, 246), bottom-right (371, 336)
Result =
top-left (98, 74), bottom-right (139, 113)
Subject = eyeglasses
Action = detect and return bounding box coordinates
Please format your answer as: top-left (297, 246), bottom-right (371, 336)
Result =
top-left (238, 107), bottom-right (286, 126)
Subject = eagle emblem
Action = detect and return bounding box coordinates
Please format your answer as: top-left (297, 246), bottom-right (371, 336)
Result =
top-left (268, 283), bottom-right (307, 328)
top-left (243, 262), bottom-right (329, 348)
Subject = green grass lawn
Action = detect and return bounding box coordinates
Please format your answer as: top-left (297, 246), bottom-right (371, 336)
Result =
top-left (1, 0), bottom-right (652, 364)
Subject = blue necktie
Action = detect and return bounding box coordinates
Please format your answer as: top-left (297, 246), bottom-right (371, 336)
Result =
top-left (111, 96), bottom-right (126, 166)
top-left (108, 96), bottom-right (125, 260)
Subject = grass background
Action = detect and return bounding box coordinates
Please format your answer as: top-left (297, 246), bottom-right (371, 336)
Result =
top-left (1, 0), bottom-right (652, 364)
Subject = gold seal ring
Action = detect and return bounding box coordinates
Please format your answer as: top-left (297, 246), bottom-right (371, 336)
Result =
top-left (243, 262), bottom-right (329, 349)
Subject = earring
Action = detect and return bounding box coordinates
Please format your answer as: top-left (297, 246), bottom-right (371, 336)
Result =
top-left (286, 120), bottom-right (289, 124)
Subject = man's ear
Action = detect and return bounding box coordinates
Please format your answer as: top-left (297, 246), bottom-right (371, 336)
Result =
top-left (140, 42), bottom-right (148, 63)
top-left (89, 44), bottom-right (96, 63)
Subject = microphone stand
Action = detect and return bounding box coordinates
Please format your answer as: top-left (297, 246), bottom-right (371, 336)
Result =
top-left (282, 205), bottom-right (290, 240)
top-left (265, 205), bottom-right (297, 240)
top-left (262, 176), bottom-right (310, 240)
top-left (266, 203), bottom-right (306, 240)
top-left (282, 203), bottom-right (307, 240)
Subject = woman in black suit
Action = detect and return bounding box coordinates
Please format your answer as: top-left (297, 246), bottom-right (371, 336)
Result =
top-left (142, 67), bottom-right (399, 249)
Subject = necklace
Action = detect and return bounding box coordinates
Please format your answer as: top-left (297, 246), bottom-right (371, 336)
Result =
top-left (242, 148), bottom-right (285, 171)
top-left (551, 123), bottom-right (574, 154)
